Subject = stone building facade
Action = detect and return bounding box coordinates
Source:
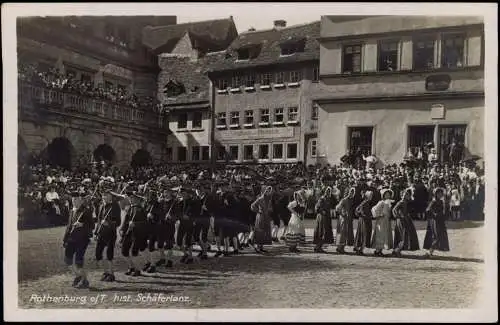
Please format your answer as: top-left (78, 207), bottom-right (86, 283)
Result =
top-left (207, 20), bottom-right (321, 165)
top-left (314, 15), bottom-right (485, 165)
top-left (143, 17), bottom-right (238, 163)
top-left (17, 16), bottom-right (176, 168)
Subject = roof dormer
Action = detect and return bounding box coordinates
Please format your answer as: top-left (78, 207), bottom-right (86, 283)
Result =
top-left (163, 80), bottom-right (186, 98)
top-left (236, 44), bottom-right (261, 61)
top-left (279, 37), bottom-right (306, 56)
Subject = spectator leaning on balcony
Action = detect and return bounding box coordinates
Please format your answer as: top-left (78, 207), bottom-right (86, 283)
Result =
top-left (18, 62), bottom-right (156, 110)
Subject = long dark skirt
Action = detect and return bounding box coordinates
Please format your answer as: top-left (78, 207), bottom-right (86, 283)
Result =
top-left (313, 213), bottom-right (334, 245)
top-left (336, 214), bottom-right (355, 246)
top-left (254, 213), bottom-right (273, 245)
top-left (218, 217), bottom-right (251, 238)
top-left (354, 217), bottom-right (372, 249)
top-left (393, 217), bottom-right (420, 251)
top-left (423, 218), bottom-right (450, 251)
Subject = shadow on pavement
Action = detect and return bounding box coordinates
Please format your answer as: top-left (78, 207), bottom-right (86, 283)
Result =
top-left (88, 286), bottom-right (175, 294)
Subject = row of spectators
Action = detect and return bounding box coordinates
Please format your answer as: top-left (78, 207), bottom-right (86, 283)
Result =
top-left (18, 62), bottom-right (157, 110)
top-left (18, 159), bottom-right (485, 229)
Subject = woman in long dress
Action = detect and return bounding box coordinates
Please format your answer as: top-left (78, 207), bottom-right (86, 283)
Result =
top-left (335, 187), bottom-right (355, 254)
top-left (392, 188), bottom-right (420, 257)
top-left (353, 190), bottom-right (373, 255)
top-left (371, 189), bottom-right (394, 257)
top-left (423, 187), bottom-right (450, 257)
top-left (284, 190), bottom-right (307, 253)
top-left (250, 185), bottom-right (273, 253)
top-left (313, 187), bottom-right (335, 253)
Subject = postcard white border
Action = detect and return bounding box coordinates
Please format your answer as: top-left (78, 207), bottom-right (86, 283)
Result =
top-left (2, 2), bottom-right (498, 323)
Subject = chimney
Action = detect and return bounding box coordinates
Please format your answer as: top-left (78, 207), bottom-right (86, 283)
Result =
top-left (273, 20), bottom-right (286, 29)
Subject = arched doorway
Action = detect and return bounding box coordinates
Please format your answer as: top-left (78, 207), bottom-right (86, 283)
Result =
top-left (46, 137), bottom-right (74, 169)
top-left (131, 149), bottom-right (152, 169)
top-left (93, 144), bottom-right (116, 166)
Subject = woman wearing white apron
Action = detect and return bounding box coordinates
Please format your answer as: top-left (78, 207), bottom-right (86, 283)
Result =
top-left (284, 190), bottom-right (307, 253)
top-left (371, 189), bottom-right (394, 257)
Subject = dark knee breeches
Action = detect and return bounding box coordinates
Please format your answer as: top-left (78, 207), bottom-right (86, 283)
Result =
top-left (64, 238), bottom-right (90, 267)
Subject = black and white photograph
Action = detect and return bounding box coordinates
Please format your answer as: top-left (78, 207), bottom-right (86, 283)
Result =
top-left (3, 2), bottom-right (497, 323)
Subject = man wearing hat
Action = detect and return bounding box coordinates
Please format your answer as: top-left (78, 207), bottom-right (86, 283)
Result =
top-left (143, 190), bottom-right (166, 273)
top-left (94, 189), bottom-right (122, 282)
top-left (192, 184), bottom-right (211, 260)
top-left (120, 190), bottom-right (148, 276)
top-left (176, 187), bottom-right (196, 264)
top-left (62, 187), bottom-right (94, 289)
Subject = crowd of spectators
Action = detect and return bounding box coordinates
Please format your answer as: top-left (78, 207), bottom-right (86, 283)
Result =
top-left (18, 156), bottom-right (485, 230)
top-left (18, 62), bottom-right (157, 110)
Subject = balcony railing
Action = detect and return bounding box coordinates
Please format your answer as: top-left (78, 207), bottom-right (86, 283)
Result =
top-left (18, 81), bottom-right (167, 130)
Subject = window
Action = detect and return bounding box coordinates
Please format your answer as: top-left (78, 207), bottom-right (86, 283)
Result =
top-left (105, 80), bottom-right (114, 89)
top-left (177, 147), bottom-right (187, 162)
top-left (105, 24), bottom-right (115, 39)
top-left (231, 74), bottom-right (242, 88)
top-left (260, 73), bottom-right (272, 85)
top-left (342, 44), bottom-right (362, 73)
top-left (201, 146), bottom-right (210, 161)
top-left (192, 146), bottom-right (200, 161)
top-left (217, 112), bottom-right (226, 126)
top-left (246, 74), bottom-right (256, 87)
top-left (408, 126), bottom-right (435, 157)
top-left (117, 84), bottom-right (127, 92)
top-left (378, 40), bottom-right (399, 71)
top-left (259, 144), bottom-right (270, 160)
top-left (311, 140), bottom-right (317, 157)
top-left (441, 34), bottom-right (465, 68)
top-left (290, 70), bottom-right (302, 82)
top-left (275, 72), bottom-right (285, 84)
top-left (81, 74), bottom-right (92, 83)
top-left (274, 108), bottom-right (284, 123)
top-left (288, 107), bottom-right (298, 122)
top-left (165, 148), bottom-right (173, 161)
top-left (192, 112), bottom-right (202, 129)
top-left (348, 127), bottom-right (373, 156)
top-left (413, 37), bottom-right (435, 70)
top-left (312, 65), bottom-right (320, 82)
top-left (287, 143), bottom-right (298, 159)
top-left (273, 144), bottom-right (283, 159)
top-left (281, 45), bottom-right (296, 56)
top-left (311, 104), bottom-right (318, 120)
top-left (245, 110), bottom-right (254, 124)
top-left (438, 125), bottom-right (466, 163)
top-left (218, 78), bottom-right (228, 89)
top-left (230, 111), bottom-right (240, 125)
top-left (244, 145), bottom-right (254, 160)
top-left (117, 28), bottom-right (129, 46)
top-left (260, 109), bottom-right (270, 123)
top-left (229, 145), bottom-right (239, 161)
top-left (237, 48), bottom-right (250, 60)
top-left (217, 146), bottom-right (226, 161)
top-left (177, 113), bottom-right (188, 129)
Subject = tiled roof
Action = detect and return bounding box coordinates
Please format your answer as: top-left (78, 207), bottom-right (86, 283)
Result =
top-left (142, 17), bottom-right (235, 53)
top-left (158, 51), bottom-right (227, 107)
top-left (207, 21), bottom-right (320, 73)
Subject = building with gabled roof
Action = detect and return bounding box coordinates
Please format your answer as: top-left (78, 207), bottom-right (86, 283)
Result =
top-left (144, 17), bottom-right (238, 163)
top-left (313, 15), bottom-right (484, 165)
top-left (206, 20), bottom-right (321, 165)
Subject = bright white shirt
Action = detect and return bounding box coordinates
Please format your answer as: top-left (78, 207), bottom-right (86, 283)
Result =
top-left (46, 191), bottom-right (59, 202)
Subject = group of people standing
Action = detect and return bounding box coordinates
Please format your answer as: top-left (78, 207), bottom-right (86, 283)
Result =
top-left (62, 173), bottom-right (451, 290)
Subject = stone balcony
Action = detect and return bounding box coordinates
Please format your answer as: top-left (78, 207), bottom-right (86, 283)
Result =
top-left (18, 81), bottom-right (169, 133)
